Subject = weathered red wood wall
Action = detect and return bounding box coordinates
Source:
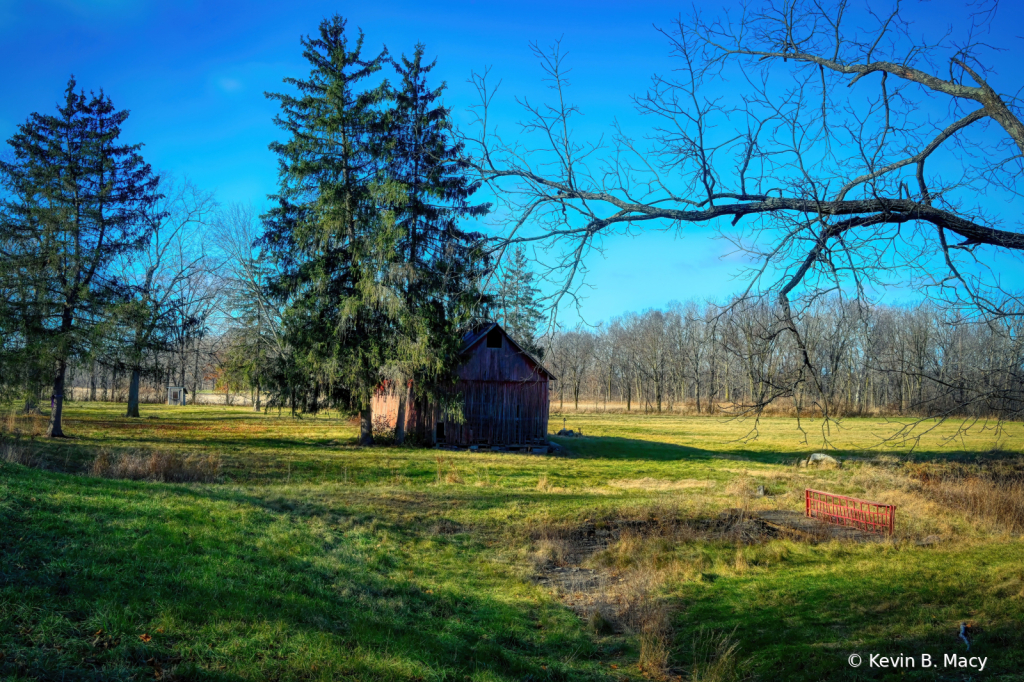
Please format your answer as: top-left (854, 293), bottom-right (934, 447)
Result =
top-left (371, 326), bottom-right (552, 447)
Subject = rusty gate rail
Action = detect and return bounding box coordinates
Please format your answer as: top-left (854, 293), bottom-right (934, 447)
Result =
top-left (805, 489), bottom-right (896, 535)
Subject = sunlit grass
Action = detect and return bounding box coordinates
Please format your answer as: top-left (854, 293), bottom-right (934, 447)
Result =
top-left (1, 402), bottom-right (1022, 679)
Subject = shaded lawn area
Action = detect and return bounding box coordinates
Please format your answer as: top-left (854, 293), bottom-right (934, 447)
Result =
top-left (667, 540), bottom-right (1024, 680)
top-left (0, 465), bottom-right (619, 681)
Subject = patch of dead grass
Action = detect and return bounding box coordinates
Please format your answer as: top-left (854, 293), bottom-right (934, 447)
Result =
top-left (607, 477), bottom-right (715, 491)
top-left (90, 449), bottom-right (221, 483)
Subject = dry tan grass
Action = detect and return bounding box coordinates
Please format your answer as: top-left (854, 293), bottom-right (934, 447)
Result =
top-left (919, 476), bottom-right (1024, 533)
top-left (529, 514), bottom-right (695, 678)
top-left (90, 449), bottom-right (221, 483)
top-left (690, 627), bottom-right (743, 682)
top-left (0, 411), bottom-right (46, 439)
top-left (830, 459), bottom-right (1024, 536)
top-left (551, 396), bottom-right (904, 419)
top-left (607, 477), bottom-right (715, 491)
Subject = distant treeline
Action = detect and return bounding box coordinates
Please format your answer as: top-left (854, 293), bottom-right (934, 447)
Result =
top-left (543, 298), bottom-right (1024, 420)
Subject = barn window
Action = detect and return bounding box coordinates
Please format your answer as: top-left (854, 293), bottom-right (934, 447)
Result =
top-left (436, 422), bottom-right (446, 441)
top-left (486, 327), bottom-right (502, 348)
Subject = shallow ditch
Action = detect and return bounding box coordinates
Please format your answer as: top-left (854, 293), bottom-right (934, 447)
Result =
top-left (530, 509), bottom-right (881, 630)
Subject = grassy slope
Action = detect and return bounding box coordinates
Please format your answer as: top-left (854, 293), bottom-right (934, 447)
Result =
top-left (1, 403), bottom-right (1023, 680)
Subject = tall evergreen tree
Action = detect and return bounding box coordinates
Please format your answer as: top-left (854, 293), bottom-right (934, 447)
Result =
top-left (494, 246), bottom-right (545, 358)
top-left (262, 16), bottom-right (390, 444)
top-left (379, 44), bottom-right (490, 443)
top-left (262, 23), bottom-right (490, 445)
top-left (0, 78), bottom-right (160, 436)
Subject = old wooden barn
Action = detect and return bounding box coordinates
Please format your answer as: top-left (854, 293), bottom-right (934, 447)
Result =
top-left (371, 322), bottom-right (556, 449)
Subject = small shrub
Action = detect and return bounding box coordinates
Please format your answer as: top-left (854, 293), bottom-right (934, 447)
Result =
top-left (531, 535), bottom-right (572, 568)
top-left (372, 413), bottom-right (395, 444)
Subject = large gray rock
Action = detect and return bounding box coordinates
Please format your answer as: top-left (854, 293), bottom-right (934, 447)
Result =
top-left (805, 452), bottom-right (839, 468)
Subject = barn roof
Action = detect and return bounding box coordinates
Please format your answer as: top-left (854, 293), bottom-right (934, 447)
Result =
top-left (460, 322), bottom-right (556, 381)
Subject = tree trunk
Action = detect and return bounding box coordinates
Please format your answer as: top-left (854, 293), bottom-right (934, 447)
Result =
top-left (254, 385), bottom-right (261, 412)
top-left (89, 359), bottom-right (97, 401)
top-left (192, 341), bottom-right (201, 404)
top-left (359, 406), bottom-right (374, 446)
top-left (125, 368), bottom-right (141, 418)
top-left (47, 358), bottom-right (67, 438)
top-left (395, 386), bottom-right (407, 445)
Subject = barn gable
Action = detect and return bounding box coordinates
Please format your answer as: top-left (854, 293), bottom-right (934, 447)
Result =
top-left (456, 322), bottom-right (555, 383)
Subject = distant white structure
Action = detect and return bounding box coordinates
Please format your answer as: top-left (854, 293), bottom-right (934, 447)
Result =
top-left (167, 386), bottom-right (187, 406)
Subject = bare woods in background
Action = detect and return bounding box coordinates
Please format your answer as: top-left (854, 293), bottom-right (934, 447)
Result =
top-left (544, 297), bottom-right (1024, 421)
top-left (467, 1), bottom-right (1024, 428)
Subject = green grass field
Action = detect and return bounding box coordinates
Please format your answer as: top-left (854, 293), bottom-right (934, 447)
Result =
top-left (2, 403), bottom-right (1023, 681)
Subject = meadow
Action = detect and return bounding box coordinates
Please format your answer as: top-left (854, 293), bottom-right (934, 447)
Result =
top-left (1, 403), bottom-right (1023, 681)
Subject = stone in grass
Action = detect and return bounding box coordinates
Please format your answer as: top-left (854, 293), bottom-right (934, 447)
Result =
top-left (588, 610), bottom-right (615, 636)
top-left (805, 452), bottom-right (839, 468)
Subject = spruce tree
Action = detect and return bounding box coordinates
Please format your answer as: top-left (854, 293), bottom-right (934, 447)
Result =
top-left (263, 23), bottom-right (490, 445)
top-left (0, 78), bottom-right (160, 436)
top-left (380, 44), bottom-right (490, 443)
top-left (262, 16), bottom-right (390, 444)
top-left (495, 246), bottom-right (545, 358)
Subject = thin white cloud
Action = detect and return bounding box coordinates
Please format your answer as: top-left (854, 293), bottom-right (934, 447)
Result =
top-left (217, 77), bottom-right (244, 93)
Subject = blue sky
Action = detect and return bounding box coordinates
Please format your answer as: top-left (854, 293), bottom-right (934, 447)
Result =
top-left (2, 0), bottom-right (1022, 325)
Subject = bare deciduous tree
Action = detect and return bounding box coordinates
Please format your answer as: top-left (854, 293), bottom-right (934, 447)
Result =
top-left (467, 0), bottom-right (1024, 434)
top-left (116, 176), bottom-right (217, 417)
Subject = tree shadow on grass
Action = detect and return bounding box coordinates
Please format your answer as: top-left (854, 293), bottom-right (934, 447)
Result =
top-left (0, 465), bottom-right (621, 682)
top-left (554, 435), bottom-right (1024, 467)
top-left (552, 435), bottom-right (771, 463)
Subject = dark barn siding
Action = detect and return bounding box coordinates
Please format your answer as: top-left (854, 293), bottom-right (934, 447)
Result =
top-left (371, 324), bottom-right (554, 448)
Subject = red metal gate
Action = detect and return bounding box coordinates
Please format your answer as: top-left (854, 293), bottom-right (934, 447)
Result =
top-left (805, 489), bottom-right (896, 535)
